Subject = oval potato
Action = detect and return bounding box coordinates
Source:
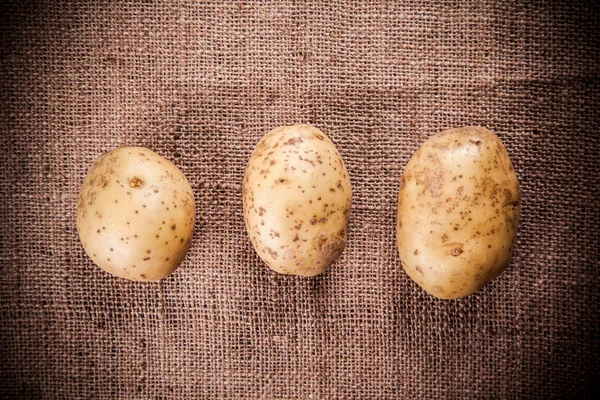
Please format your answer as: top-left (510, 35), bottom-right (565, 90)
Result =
top-left (77, 147), bottom-right (195, 281)
top-left (397, 126), bottom-right (521, 299)
top-left (243, 125), bottom-right (352, 276)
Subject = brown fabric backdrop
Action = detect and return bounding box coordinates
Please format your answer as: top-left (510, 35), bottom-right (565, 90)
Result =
top-left (1, 1), bottom-right (598, 398)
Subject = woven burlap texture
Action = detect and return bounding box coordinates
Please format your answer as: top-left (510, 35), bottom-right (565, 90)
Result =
top-left (1, 1), bottom-right (598, 398)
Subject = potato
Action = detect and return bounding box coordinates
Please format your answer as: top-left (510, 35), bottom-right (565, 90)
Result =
top-left (77, 147), bottom-right (195, 281)
top-left (243, 125), bottom-right (352, 276)
top-left (397, 126), bottom-right (521, 299)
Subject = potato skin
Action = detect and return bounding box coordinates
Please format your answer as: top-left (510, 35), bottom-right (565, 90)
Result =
top-left (243, 125), bottom-right (352, 276)
top-left (77, 147), bottom-right (195, 281)
top-left (397, 127), bottom-right (521, 299)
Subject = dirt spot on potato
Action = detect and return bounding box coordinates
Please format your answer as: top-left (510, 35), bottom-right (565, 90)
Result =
top-left (312, 231), bottom-right (345, 270)
top-left (284, 137), bottom-right (303, 146)
top-left (447, 247), bottom-right (463, 257)
top-left (415, 166), bottom-right (444, 199)
top-left (98, 175), bottom-right (110, 189)
top-left (503, 188), bottom-right (520, 212)
top-left (129, 177), bottom-right (144, 188)
top-left (469, 138), bottom-right (484, 147)
top-left (504, 200), bottom-right (520, 211)
top-left (265, 247), bottom-right (279, 259)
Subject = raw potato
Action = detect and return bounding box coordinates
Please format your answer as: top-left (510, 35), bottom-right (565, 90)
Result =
top-left (243, 125), bottom-right (352, 276)
top-left (397, 127), bottom-right (521, 299)
top-left (77, 147), bottom-right (195, 281)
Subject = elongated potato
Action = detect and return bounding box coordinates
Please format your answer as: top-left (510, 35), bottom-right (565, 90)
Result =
top-left (397, 127), bottom-right (521, 299)
top-left (243, 125), bottom-right (352, 276)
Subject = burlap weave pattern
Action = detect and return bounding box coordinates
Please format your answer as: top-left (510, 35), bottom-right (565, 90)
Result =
top-left (1, 1), bottom-right (598, 398)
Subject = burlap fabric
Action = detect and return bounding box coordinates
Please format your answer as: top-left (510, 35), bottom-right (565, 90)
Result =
top-left (1, 1), bottom-right (598, 398)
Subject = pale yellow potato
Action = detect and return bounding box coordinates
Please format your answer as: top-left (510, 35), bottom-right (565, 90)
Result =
top-left (243, 125), bottom-right (352, 276)
top-left (397, 126), bottom-right (521, 299)
top-left (77, 147), bottom-right (195, 281)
